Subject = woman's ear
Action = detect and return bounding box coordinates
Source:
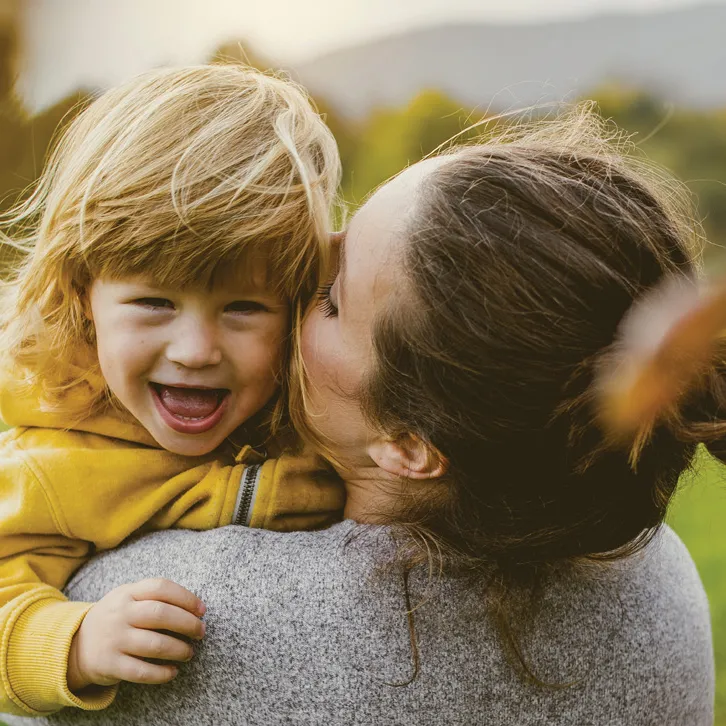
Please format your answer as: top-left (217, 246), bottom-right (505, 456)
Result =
top-left (368, 433), bottom-right (448, 480)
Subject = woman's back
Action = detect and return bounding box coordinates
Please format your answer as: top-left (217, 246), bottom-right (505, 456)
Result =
top-left (10, 521), bottom-right (713, 726)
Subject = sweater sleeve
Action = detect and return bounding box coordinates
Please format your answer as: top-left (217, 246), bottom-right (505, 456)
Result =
top-left (0, 427), bottom-right (243, 716)
top-left (0, 429), bottom-right (344, 715)
top-left (246, 454), bottom-right (346, 531)
top-left (0, 439), bottom-right (110, 715)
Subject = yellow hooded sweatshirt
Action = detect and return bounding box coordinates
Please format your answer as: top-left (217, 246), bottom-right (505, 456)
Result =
top-left (0, 373), bottom-right (344, 717)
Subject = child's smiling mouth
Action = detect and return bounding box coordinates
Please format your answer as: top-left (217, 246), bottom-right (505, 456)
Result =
top-left (150, 383), bottom-right (230, 435)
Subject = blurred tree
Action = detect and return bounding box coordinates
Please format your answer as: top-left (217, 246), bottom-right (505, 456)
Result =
top-left (0, 92), bottom-right (90, 215)
top-left (344, 89), bottom-right (480, 205)
top-left (4, 33), bottom-right (726, 262)
top-left (211, 40), bottom-right (273, 72)
top-left (0, 5), bottom-right (91, 274)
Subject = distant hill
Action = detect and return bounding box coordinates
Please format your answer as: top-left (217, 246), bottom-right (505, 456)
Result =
top-left (292, 3), bottom-right (726, 118)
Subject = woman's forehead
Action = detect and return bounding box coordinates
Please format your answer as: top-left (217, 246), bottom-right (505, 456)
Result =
top-left (352, 156), bottom-right (451, 229)
top-left (345, 156), bottom-right (450, 267)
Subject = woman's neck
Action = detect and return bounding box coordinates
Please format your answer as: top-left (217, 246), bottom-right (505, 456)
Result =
top-left (341, 464), bottom-right (403, 524)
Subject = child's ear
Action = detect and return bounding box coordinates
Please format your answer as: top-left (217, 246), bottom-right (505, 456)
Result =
top-left (368, 433), bottom-right (448, 480)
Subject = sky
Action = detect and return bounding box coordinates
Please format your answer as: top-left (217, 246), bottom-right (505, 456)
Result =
top-left (18, 0), bottom-right (725, 112)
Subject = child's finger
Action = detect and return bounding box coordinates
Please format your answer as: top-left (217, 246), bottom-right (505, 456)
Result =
top-left (127, 578), bottom-right (205, 616)
top-left (113, 654), bottom-right (179, 685)
top-left (122, 628), bottom-right (195, 663)
top-left (128, 600), bottom-right (206, 640)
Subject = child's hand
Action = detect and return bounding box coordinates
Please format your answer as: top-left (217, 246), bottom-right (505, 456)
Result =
top-left (67, 578), bottom-right (206, 693)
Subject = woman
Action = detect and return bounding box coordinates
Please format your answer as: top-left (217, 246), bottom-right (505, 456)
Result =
top-left (8, 108), bottom-right (714, 725)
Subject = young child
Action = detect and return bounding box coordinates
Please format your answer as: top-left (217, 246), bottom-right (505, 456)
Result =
top-left (0, 64), bottom-right (342, 716)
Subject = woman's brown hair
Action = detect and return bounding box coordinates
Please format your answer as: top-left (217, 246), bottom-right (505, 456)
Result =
top-left (361, 105), bottom-right (714, 584)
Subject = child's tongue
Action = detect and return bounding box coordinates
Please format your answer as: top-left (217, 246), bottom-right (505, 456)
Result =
top-left (157, 386), bottom-right (222, 418)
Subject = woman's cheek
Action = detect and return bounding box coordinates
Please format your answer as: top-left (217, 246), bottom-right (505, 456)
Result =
top-left (301, 313), bottom-right (338, 391)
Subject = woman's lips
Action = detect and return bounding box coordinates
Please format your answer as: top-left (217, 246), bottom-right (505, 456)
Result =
top-left (150, 384), bottom-right (230, 435)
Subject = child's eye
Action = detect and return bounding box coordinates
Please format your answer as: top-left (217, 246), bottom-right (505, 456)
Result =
top-left (225, 301), bottom-right (268, 315)
top-left (134, 297), bottom-right (174, 310)
top-left (316, 282), bottom-right (338, 318)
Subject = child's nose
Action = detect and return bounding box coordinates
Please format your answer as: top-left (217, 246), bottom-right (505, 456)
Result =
top-left (165, 319), bottom-right (223, 369)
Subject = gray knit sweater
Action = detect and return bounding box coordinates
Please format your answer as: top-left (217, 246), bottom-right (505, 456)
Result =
top-left (7, 522), bottom-right (714, 726)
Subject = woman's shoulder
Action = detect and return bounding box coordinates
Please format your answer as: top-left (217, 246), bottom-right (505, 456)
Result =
top-left (594, 524), bottom-right (708, 607)
top-left (600, 524), bottom-right (711, 640)
top-left (536, 524), bottom-right (711, 659)
top-left (68, 520), bottom-right (708, 620)
top-left (516, 524), bottom-right (713, 722)
top-left (618, 525), bottom-right (713, 678)
top-left (59, 522), bottom-right (713, 726)
top-left (65, 520), bottom-right (387, 602)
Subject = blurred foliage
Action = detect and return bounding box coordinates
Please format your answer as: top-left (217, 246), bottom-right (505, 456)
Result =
top-left (338, 89), bottom-right (481, 204)
top-left (336, 85), bottom-right (726, 259)
top-left (7, 41), bottom-right (726, 255)
top-left (0, 17), bottom-right (92, 217)
top-left (0, 90), bottom-right (89, 215)
top-left (668, 449), bottom-right (726, 725)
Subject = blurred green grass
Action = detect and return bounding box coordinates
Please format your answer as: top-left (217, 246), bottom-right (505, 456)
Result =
top-left (668, 448), bottom-right (726, 724)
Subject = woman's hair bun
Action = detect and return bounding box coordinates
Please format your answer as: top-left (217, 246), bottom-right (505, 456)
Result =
top-left (597, 271), bottom-right (726, 462)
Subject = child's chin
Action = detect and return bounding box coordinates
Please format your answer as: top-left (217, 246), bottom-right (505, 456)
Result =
top-left (155, 429), bottom-right (225, 457)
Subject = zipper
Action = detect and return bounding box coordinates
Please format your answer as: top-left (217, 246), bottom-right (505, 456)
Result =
top-left (233, 464), bottom-right (262, 526)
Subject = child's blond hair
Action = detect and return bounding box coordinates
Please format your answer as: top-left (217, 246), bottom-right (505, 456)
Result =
top-left (0, 64), bottom-right (340, 423)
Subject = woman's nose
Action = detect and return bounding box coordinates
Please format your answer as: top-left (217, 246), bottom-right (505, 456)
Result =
top-left (165, 317), bottom-right (223, 369)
